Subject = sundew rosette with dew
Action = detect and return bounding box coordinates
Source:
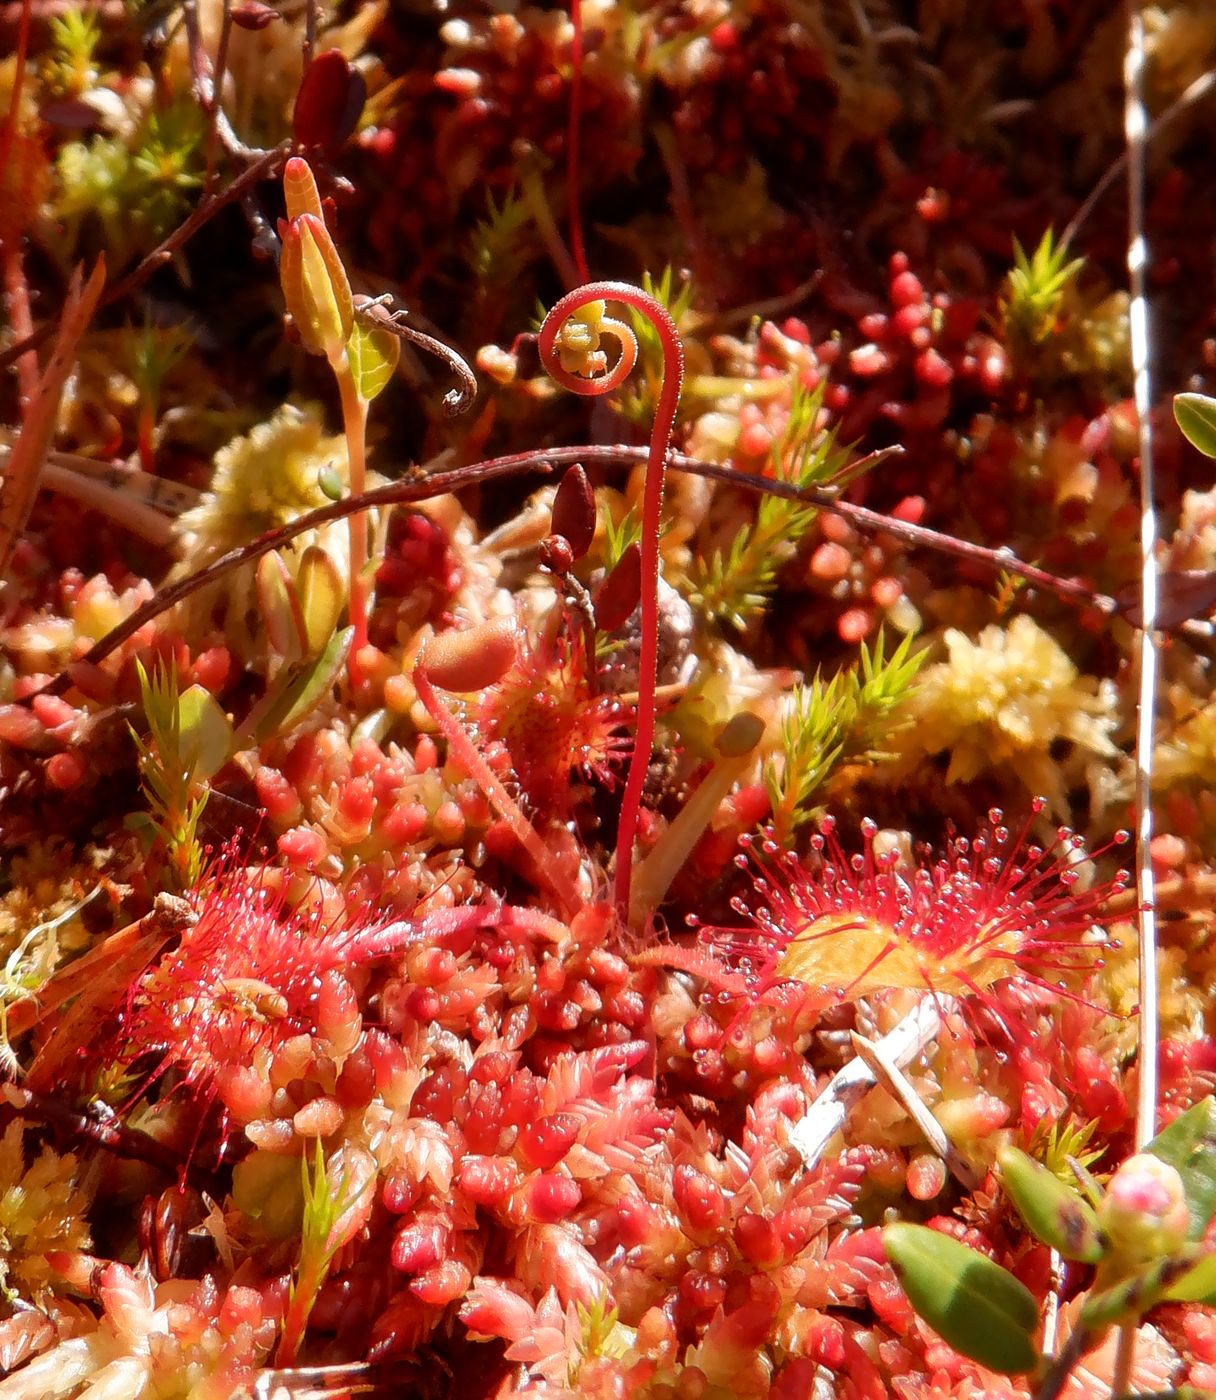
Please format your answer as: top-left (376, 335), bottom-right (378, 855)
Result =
top-left (701, 801), bottom-right (1130, 1028)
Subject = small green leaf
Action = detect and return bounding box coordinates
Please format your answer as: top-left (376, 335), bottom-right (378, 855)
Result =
top-left (998, 1146), bottom-right (1103, 1263)
top-left (346, 320), bottom-right (400, 401)
top-left (317, 464), bottom-right (345, 501)
top-left (1175, 394), bottom-right (1216, 460)
top-left (256, 550), bottom-right (307, 662)
top-left (176, 684), bottom-right (232, 780)
top-left (249, 626), bottom-right (353, 744)
top-left (883, 1222), bottom-right (1039, 1375)
top-left (1166, 1252), bottom-right (1216, 1305)
top-left (1146, 1096), bottom-right (1216, 1241)
top-left (296, 545), bottom-right (344, 655)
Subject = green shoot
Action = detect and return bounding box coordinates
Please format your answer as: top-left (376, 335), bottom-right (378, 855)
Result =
top-left (766, 630), bottom-right (925, 845)
top-left (1001, 229), bottom-right (1084, 351)
top-left (43, 8), bottom-right (101, 98)
top-left (602, 502), bottom-right (642, 572)
top-left (1028, 1115), bottom-right (1106, 1187)
top-left (572, 1292), bottom-right (633, 1384)
top-left (618, 267), bottom-right (694, 424)
top-left (276, 1142), bottom-right (372, 1366)
top-left (467, 188), bottom-right (536, 330)
top-left (127, 316), bottom-right (194, 471)
top-left (689, 383), bottom-right (855, 631)
top-left (128, 661), bottom-right (232, 890)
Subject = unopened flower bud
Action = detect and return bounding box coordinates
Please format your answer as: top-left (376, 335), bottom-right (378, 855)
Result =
top-left (278, 211), bottom-right (353, 362)
top-left (1099, 1153), bottom-right (1189, 1263)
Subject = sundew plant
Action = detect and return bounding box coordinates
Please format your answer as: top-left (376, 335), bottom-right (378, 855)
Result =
top-left (1, 1), bottom-right (1216, 1398)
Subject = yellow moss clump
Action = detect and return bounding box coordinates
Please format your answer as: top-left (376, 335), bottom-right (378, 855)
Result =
top-left (1155, 699), bottom-right (1216, 790)
top-left (0, 1121), bottom-right (95, 1303)
top-left (172, 405), bottom-right (380, 660)
top-left (905, 614), bottom-right (1118, 814)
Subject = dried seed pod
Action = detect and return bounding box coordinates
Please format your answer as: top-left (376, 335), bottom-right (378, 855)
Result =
top-left (594, 543), bottom-right (642, 632)
top-left (551, 465), bottom-right (596, 560)
top-left (419, 617), bottom-right (518, 692)
top-left (292, 50), bottom-right (366, 152)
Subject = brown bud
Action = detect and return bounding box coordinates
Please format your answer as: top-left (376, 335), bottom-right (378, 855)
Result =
top-left (538, 534), bottom-right (574, 576)
top-left (418, 617), bottom-right (518, 692)
top-left (551, 465), bottom-right (596, 560)
top-left (594, 544), bottom-right (641, 632)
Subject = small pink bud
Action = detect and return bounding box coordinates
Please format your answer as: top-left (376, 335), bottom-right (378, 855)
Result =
top-left (1099, 1153), bottom-right (1189, 1262)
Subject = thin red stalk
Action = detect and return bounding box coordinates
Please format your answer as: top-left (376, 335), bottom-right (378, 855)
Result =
top-left (336, 366), bottom-right (370, 681)
top-left (0, 0), bottom-right (35, 405)
top-left (3, 242), bottom-right (37, 407)
top-left (566, 0), bottom-right (588, 283)
top-left (413, 666), bottom-right (580, 915)
top-left (537, 283), bottom-right (684, 924)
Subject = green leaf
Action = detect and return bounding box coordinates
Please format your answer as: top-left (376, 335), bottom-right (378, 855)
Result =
top-left (1146, 1096), bottom-right (1216, 1241)
top-left (1174, 394), bottom-right (1216, 460)
top-left (255, 550), bottom-right (307, 662)
top-left (346, 320), bottom-right (400, 401)
top-left (883, 1222), bottom-right (1039, 1375)
top-left (247, 626), bottom-right (353, 745)
top-left (176, 685), bottom-right (233, 781)
top-left (296, 545), bottom-right (345, 655)
top-left (1165, 1252), bottom-right (1216, 1305)
top-left (997, 1146), bottom-right (1103, 1263)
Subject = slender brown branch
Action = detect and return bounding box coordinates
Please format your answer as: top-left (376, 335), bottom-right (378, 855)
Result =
top-left (1033, 1323), bottom-right (1096, 1400)
top-left (18, 437), bottom-right (1193, 704)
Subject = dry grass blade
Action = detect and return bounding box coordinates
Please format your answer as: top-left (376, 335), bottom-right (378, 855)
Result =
top-left (0, 258), bottom-right (106, 580)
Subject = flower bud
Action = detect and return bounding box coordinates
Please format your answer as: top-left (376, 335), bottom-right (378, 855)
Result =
top-left (1099, 1153), bottom-right (1189, 1263)
top-left (278, 212), bottom-right (353, 362)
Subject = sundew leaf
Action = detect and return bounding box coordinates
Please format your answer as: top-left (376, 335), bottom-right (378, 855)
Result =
top-left (1146, 1096), bottom-right (1216, 1241)
top-left (347, 319), bottom-right (400, 401)
top-left (1175, 393), bottom-right (1216, 460)
top-left (883, 1222), bottom-right (1039, 1376)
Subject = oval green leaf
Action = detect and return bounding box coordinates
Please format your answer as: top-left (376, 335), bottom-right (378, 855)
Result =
top-left (255, 550), bottom-right (307, 662)
top-left (347, 320), bottom-right (400, 402)
top-left (297, 545), bottom-right (345, 655)
top-left (1146, 1096), bottom-right (1216, 1241)
top-left (176, 684), bottom-right (233, 781)
top-left (1174, 394), bottom-right (1216, 460)
top-left (883, 1222), bottom-right (1039, 1375)
top-left (997, 1146), bottom-right (1103, 1263)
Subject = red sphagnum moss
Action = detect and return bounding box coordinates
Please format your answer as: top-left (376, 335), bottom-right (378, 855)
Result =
top-left (3, 0), bottom-right (1216, 1395)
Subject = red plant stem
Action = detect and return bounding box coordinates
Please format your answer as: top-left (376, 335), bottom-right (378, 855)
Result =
top-left (566, 0), bottom-right (588, 283)
top-left (0, 0), bottom-right (35, 406)
top-left (413, 666), bottom-right (580, 915)
top-left (538, 283), bottom-right (685, 924)
top-left (336, 366), bottom-right (370, 682)
top-left (3, 241), bottom-right (37, 407)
